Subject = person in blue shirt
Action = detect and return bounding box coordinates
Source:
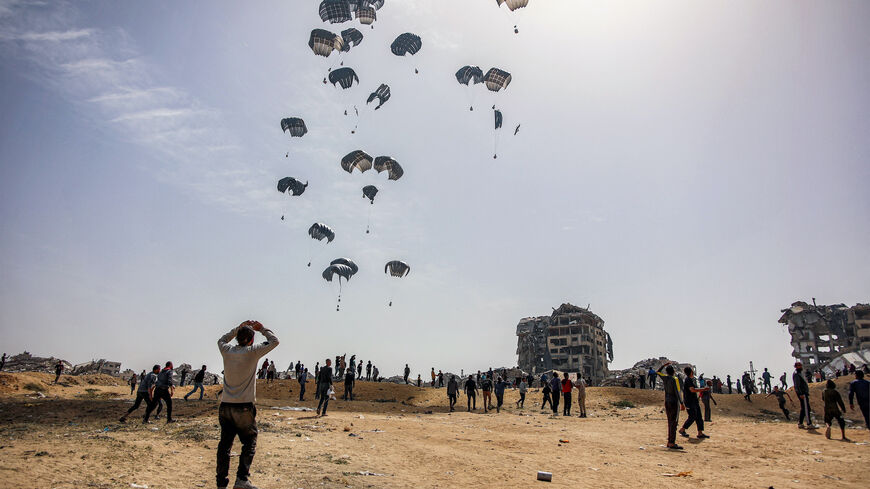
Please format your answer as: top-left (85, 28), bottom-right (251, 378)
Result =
top-left (848, 370), bottom-right (869, 429)
top-left (762, 368), bottom-right (772, 394)
top-left (494, 376), bottom-right (508, 413)
top-left (549, 374), bottom-right (562, 416)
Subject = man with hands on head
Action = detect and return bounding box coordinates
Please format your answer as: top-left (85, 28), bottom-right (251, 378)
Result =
top-left (657, 361), bottom-right (685, 450)
top-left (216, 320), bottom-right (279, 489)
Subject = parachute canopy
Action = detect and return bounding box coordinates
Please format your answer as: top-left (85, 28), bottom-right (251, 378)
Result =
top-left (319, 0), bottom-right (352, 24)
top-left (328, 67), bottom-right (359, 89)
top-left (362, 185), bottom-right (378, 203)
top-left (309, 29), bottom-right (343, 57)
top-left (277, 177), bottom-right (308, 196)
top-left (330, 257), bottom-right (359, 275)
top-left (366, 83), bottom-right (391, 110)
top-left (496, 0), bottom-right (529, 11)
top-left (340, 28), bottom-right (363, 51)
top-left (455, 65), bottom-right (484, 86)
top-left (494, 109), bottom-right (503, 130)
top-left (341, 150), bottom-right (373, 173)
top-left (385, 260), bottom-right (410, 277)
top-left (322, 264), bottom-right (356, 283)
top-left (280, 118), bottom-right (308, 137)
top-left (373, 156), bottom-right (404, 181)
top-left (309, 223), bottom-right (336, 243)
top-left (484, 68), bottom-right (512, 92)
top-left (390, 33), bottom-right (422, 56)
top-left (355, 5), bottom-right (377, 25)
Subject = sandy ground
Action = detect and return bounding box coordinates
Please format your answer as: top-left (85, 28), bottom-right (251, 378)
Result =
top-left (0, 372), bottom-right (867, 489)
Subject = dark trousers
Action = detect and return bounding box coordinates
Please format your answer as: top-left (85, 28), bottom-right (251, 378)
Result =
top-left (130, 384), bottom-right (136, 395)
top-left (541, 392), bottom-right (552, 410)
top-left (216, 403), bottom-right (257, 488)
top-left (798, 394), bottom-right (813, 425)
top-left (124, 391), bottom-right (149, 416)
top-left (562, 392), bottom-right (572, 416)
top-left (858, 399), bottom-right (869, 429)
top-left (466, 392), bottom-right (476, 410)
top-left (344, 383), bottom-right (353, 400)
top-left (517, 392), bottom-right (525, 407)
top-left (316, 384), bottom-right (330, 414)
top-left (682, 403), bottom-right (704, 432)
top-left (551, 390), bottom-right (560, 414)
top-left (496, 393), bottom-right (504, 412)
top-left (448, 394), bottom-right (456, 411)
top-left (298, 382), bottom-right (306, 401)
top-left (144, 388), bottom-right (172, 422)
top-left (702, 397), bottom-right (711, 421)
top-left (778, 400), bottom-right (790, 420)
top-left (648, 375), bottom-right (656, 389)
top-left (665, 399), bottom-right (679, 444)
top-left (403, 375), bottom-right (409, 384)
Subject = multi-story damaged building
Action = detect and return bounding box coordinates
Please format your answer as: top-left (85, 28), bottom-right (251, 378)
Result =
top-left (779, 300), bottom-right (870, 372)
top-left (516, 303), bottom-right (613, 383)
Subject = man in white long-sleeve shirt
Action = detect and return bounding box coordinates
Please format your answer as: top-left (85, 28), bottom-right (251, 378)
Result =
top-left (215, 320), bottom-right (279, 489)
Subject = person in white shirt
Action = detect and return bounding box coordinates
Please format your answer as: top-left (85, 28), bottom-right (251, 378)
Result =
top-left (575, 374), bottom-right (588, 418)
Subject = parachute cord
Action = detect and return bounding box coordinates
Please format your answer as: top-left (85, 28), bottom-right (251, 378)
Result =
top-left (366, 204), bottom-right (372, 235)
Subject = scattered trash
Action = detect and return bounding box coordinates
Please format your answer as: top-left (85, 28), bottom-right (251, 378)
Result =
top-left (638, 447), bottom-right (645, 450)
top-left (355, 471), bottom-right (387, 476)
top-left (537, 471), bottom-right (552, 482)
top-left (559, 439), bottom-right (569, 443)
top-left (662, 471), bottom-right (692, 477)
top-left (343, 426), bottom-right (351, 432)
top-left (356, 415), bottom-right (365, 419)
top-left (588, 468), bottom-right (599, 471)
top-left (131, 484), bottom-right (149, 489)
top-left (270, 406), bottom-right (313, 412)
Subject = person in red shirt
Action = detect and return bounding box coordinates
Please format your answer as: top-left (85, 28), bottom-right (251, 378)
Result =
top-left (561, 372), bottom-right (573, 416)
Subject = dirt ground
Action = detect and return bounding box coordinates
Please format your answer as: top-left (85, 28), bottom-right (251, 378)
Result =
top-left (0, 372), bottom-right (867, 488)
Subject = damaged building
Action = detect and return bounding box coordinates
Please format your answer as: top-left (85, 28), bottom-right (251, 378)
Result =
top-left (1, 352), bottom-right (71, 374)
top-left (516, 303), bottom-right (613, 384)
top-left (71, 359), bottom-right (122, 376)
top-left (779, 300), bottom-right (870, 373)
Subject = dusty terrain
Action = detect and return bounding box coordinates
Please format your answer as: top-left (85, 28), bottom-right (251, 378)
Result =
top-left (0, 372), bottom-right (867, 488)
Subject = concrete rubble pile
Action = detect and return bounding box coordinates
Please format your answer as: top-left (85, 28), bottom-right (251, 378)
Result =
top-left (1, 352), bottom-right (71, 374)
top-left (71, 359), bottom-right (122, 376)
top-left (602, 357), bottom-right (694, 387)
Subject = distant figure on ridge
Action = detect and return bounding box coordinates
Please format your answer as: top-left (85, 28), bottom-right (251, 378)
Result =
top-left (464, 374), bottom-right (478, 411)
top-left (54, 360), bottom-right (63, 384)
top-left (404, 364), bottom-right (410, 384)
top-left (780, 372), bottom-right (788, 390)
top-left (447, 375), bottom-right (459, 412)
top-left (765, 386), bottom-right (794, 420)
top-left (343, 366), bottom-right (355, 400)
top-left (762, 368), bottom-right (772, 394)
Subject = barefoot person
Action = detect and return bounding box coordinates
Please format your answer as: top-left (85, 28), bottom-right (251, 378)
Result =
top-left (657, 362), bottom-right (685, 450)
top-left (216, 320), bottom-right (279, 489)
top-left (120, 365), bottom-right (159, 423)
top-left (822, 380), bottom-right (849, 441)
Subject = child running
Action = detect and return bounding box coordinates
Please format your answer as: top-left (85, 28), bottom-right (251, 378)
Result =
top-left (822, 380), bottom-right (849, 441)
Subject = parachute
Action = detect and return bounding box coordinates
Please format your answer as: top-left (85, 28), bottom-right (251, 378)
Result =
top-left (355, 5), bottom-right (376, 26)
top-left (373, 156), bottom-right (404, 181)
top-left (309, 223), bottom-right (336, 243)
top-left (495, 0), bottom-right (530, 33)
top-left (484, 68), bottom-right (512, 92)
top-left (390, 33), bottom-right (422, 56)
top-left (341, 150), bottom-right (373, 173)
top-left (309, 29), bottom-right (344, 57)
top-left (493, 109), bottom-right (503, 159)
top-left (328, 67), bottom-right (359, 89)
top-left (330, 257), bottom-right (359, 275)
top-left (323, 258), bottom-right (358, 310)
top-left (366, 83), bottom-right (391, 110)
top-left (340, 28), bottom-right (363, 51)
top-left (277, 177), bottom-right (308, 196)
top-left (494, 109), bottom-right (503, 130)
top-left (385, 260), bottom-right (410, 277)
top-left (456, 65), bottom-right (484, 86)
top-left (362, 185), bottom-right (378, 204)
top-left (280, 118), bottom-right (307, 137)
top-left (319, 0), bottom-right (353, 24)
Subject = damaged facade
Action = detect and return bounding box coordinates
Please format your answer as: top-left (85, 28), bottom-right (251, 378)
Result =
top-left (71, 359), bottom-right (122, 376)
top-left (516, 303), bottom-right (612, 384)
top-left (1, 352), bottom-right (71, 374)
top-left (779, 300), bottom-right (870, 372)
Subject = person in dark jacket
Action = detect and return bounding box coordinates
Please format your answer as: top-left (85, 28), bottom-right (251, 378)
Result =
top-left (848, 370), bottom-right (869, 429)
top-left (144, 361), bottom-right (175, 424)
top-left (679, 367), bottom-right (710, 440)
top-left (120, 365), bottom-right (159, 423)
top-left (793, 362), bottom-right (817, 429)
top-left (316, 359), bottom-right (333, 416)
top-left (184, 365), bottom-right (207, 400)
top-left (494, 376), bottom-right (508, 413)
top-left (447, 375), bottom-right (459, 412)
top-left (765, 386), bottom-right (794, 420)
top-left (464, 375), bottom-right (478, 411)
top-left (657, 362), bottom-right (684, 449)
top-left (540, 379), bottom-right (552, 411)
top-left (822, 380), bottom-right (848, 441)
top-left (343, 368), bottom-right (355, 401)
top-left (741, 372), bottom-right (752, 402)
top-left (701, 383), bottom-right (717, 421)
top-left (298, 368), bottom-right (308, 401)
top-left (549, 375), bottom-right (562, 416)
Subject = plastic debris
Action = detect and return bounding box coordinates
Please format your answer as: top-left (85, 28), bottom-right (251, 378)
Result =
top-left (537, 471), bottom-right (552, 482)
top-left (662, 471), bottom-right (692, 477)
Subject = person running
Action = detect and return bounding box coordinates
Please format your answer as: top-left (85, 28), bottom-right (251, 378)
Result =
top-left (780, 372), bottom-right (788, 390)
top-left (447, 375), bottom-right (459, 412)
top-left (540, 372), bottom-right (548, 390)
top-left (0, 353), bottom-right (6, 371)
top-left (574, 374), bottom-right (587, 417)
top-left (298, 368), bottom-right (308, 401)
top-left (549, 374), bottom-right (562, 416)
top-left (657, 362), bottom-right (684, 449)
top-left (793, 362), bottom-right (817, 429)
top-left (431, 368), bottom-right (436, 388)
top-left (184, 365), bottom-right (208, 401)
top-left (822, 380), bottom-right (848, 441)
top-left (494, 376), bottom-right (508, 413)
top-left (561, 372), bottom-right (573, 416)
top-left (701, 384), bottom-right (716, 422)
top-left (516, 377), bottom-right (527, 408)
top-left (53, 360), bottom-right (64, 384)
top-left (848, 370), bottom-right (869, 429)
top-left (343, 367), bottom-right (355, 401)
top-left (541, 378), bottom-right (553, 411)
top-left (214, 319), bottom-right (279, 489)
top-left (404, 364), bottom-right (410, 384)
top-left (366, 361), bottom-right (372, 381)
top-left (678, 367), bottom-right (709, 439)
top-left (143, 362), bottom-right (175, 424)
top-left (129, 372), bottom-right (138, 395)
top-left (762, 368), bottom-right (772, 394)
top-left (316, 359), bottom-right (333, 417)
top-left (464, 375), bottom-right (478, 411)
top-left (481, 374), bottom-right (493, 412)
top-left (766, 385), bottom-right (794, 420)
top-left (120, 365), bottom-right (159, 423)
top-left (179, 367), bottom-right (189, 387)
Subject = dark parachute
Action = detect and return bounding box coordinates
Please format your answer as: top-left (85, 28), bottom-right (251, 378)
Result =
top-left (322, 264), bottom-right (355, 283)
top-left (385, 260), bottom-right (410, 277)
top-left (280, 118), bottom-right (308, 137)
top-left (341, 150), bottom-right (373, 173)
top-left (277, 177), bottom-right (308, 196)
top-left (496, 0), bottom-right (529, 11)
top-left (484, 68), bottom-right (512, 92)
top-left (319, 0), bottom-right (353, 24)
top-left (328, 67), bottom-right (359, 89)
top-left (373, 156), bottom-right (404, 181)
top-left (309, 29), bottom-right (343, 57)
top-left (360, 0), bottom-right (385, 8)
top-left (330, 257), bottom-right (359, 275)
top-left (494, 109), bottom-right (503, 130)
top-left (340, 28), bottom-right (363, 51)
top-left (390, 33), bottom-right (422, 56)
top-left (366, 83), bottom-right (391, 110)
top-left (362, 185), bottom-right (378, 204)
top-left (455, 65), bottom-right (484, 86)
top-left (309, 223), bottom-right (336, 243)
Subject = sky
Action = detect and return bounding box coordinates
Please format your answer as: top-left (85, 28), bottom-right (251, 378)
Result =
top-left (1, 0), bottom-right (868, 380)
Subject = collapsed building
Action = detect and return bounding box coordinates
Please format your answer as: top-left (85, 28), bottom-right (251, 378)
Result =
top-left (603, 357), bottom-right (694, 387)
top-left (71, 359), bottom-right (122, 376)
top-left (516, 303), bottom-right (613, 384)
top-left (1, 352), bottom-right (71, 374)
top-left (779, 300), bottom-right (870, 374)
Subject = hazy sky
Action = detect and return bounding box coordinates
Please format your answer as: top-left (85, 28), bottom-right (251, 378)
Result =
top-left (1, 1), bottom-right (868, 380)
